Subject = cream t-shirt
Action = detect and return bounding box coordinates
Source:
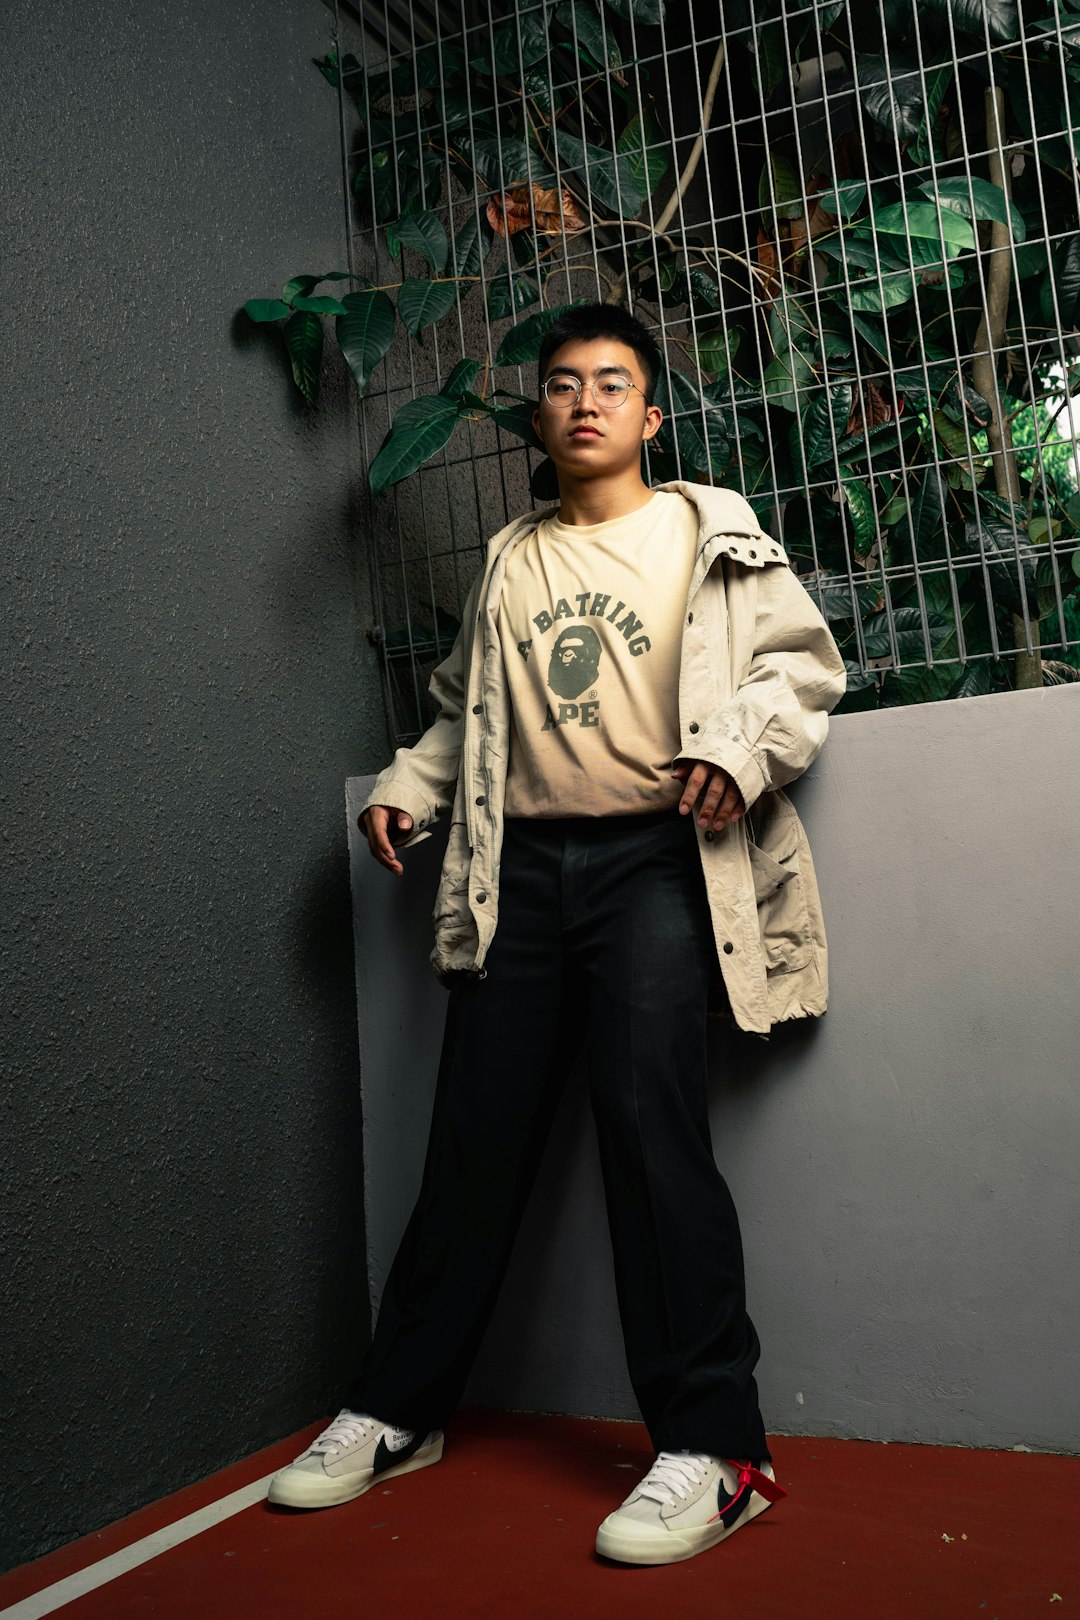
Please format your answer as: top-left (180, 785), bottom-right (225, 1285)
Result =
top-left (497, 489), bottom-right (700, 817)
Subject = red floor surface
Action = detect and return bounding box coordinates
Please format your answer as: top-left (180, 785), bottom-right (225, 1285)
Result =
top-left (3, 1408), bottom-right (1078, 1619)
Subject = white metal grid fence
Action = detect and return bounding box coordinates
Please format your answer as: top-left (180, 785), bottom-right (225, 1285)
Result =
top-left (331, 0), bottom-right (1080, 744)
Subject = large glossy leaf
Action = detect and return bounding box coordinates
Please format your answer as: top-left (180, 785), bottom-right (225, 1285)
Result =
top-left (335, 289), bottom-right (396, 395)
top-left (921, 0), bottom-right (1018, 42)
top-left (656, 367), bottom-right (729, 477)
top-left (495, 302), bottom-right (585, 365)
top-left (450, 214), bottom-right (493, 280)
top-left (368, 395), bottom-right (461, 495)
top-left (245, 298), bottom-right (291, 323)
top-left (282, 311), bottom-right (323, 406)
top-left (470, 9), bottom-right (550, 74)
top-left (394, 211), bottom-right (449, 274)
top-left (817, 180), bottom-right (867, 219)
top-left (947, 661), bottom-right (997, 698)
top-left (616, 108), bottom-right (669, 197)
top-left (862, 606), bottom-right (953, 661)
top-left (553, 129), bottom-right (643, 215)
top-left (909, 66), bottom-right (953, 166)
top-left (855, 52), bottom-right (926, 142)
top-left (871, 201), bottom-right (975, 253)
top-left (793, 385), bottom-right (854, 472)
top-left (847, 269), bottom-right (916, 313)
top-left (553, 1), bottom-right (623, 71)
top-left (758, 151), bottom-right (804, 220)
top-left (398, 277), bottom-right (458, 336)
top-left (440, 358), bottom-right (482, 401)
top-left (918, 176), bottom-right (1026, 242)
top-left (291, 295), bottom-right (349, 314)
top-left (695, 325), bottom-right (740, 380)
top-left (603, 0), bottom-right (665, 25)
top-left (491, 401), bottom-right (544, 448)
top-left (910, 468), bottom-right (947, 558)
top-left (842, 480), bottom-right (877, 557)
top-left (487, 275), bottom-right (540, 320)
top-left (467, 138), bottom-right (553, 189)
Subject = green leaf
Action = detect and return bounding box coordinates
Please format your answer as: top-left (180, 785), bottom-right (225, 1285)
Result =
top-left (466, 137), bottom-right (553, 189)
top-left (695, 325), bottom-right (740, 380)
top-left (398, 277), bottom-right (458, 336)
top-left (918, 176), bottom-right (1026, 242)
top-left (842, 480), bottom-right (877, 557)
top-left (487, 275), bottom-right (540, 320)
top-left (862, 606), bottom-right (953, 661)
top-left (921, 0), bottom-right (1018, 42)
top-left (751, 21), bottom-right (787, 101)
top-left (450, 213), bottom-right (493, 279)
top-left (793, 385), bottom-right (854, 473)
top-left (909, 65), bottom-right (953, 166)
top-left (817, 180), bottom-right (867, 219)
top-left (553, 1), bottom-right (623, 71)
top-left (335, 289), bottom-right (396, 395)
top-left (616, 108), bottom-right (669, 197)
top-left (245, 298), bottom-right (291, 323)
top-left (1052, 236), bottom-right (1080, 331)
top-left (491, 402), bottom-right (544, 448)
top-left (470, 9), bottom-right (550, 74)
top-left (656, 367), bottom-right (729, 477)
top-left (441, 358), bottom-right (482, 401)
top-left (855, 52), bottom-right (927, 142)
top-left (282, 310), bottom-right (323, 406)
top-left (871, 200), bottom-right (976, 253)
top-left (291, 295), bottom-right (349, 314)
top-left (495, 302), bottom-right (585, 366)
top-left (603, 0), bottom-right (665, 25)
top-left (759, 150), bottom-right (804, 220)
top-left (947, 661), bottom-right (996, 699)
top-left (847, 270), bottom-right (916, 314)
top-left (282, 274), bottom-right (324, 305)
top-left (394, 211), bottom-right (449, 274)
top-left (910, 468), bottom-right (946, 557)
top-left (553, 128), bottom-right (643, 215)
top-left (368, 395), bottom-right (461, 495)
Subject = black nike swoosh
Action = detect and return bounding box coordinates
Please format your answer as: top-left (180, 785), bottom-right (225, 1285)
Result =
top-left (373, 1430), bottom-right (426, 1476)
top-left (716, 1475), bottom-right (753, 1530)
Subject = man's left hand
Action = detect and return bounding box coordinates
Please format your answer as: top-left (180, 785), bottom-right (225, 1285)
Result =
top-left (671, 758), bottom-right (745, 832)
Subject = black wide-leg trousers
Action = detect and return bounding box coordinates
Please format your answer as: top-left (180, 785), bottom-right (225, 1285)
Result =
top-left (344, 806), bottom-right (770, 1462)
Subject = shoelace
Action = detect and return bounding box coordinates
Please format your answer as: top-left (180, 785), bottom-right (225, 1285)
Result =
top-left (307, 1411), bottom-right (376, 1459)
top-left (635, 1451), bottom-right (713, 1506)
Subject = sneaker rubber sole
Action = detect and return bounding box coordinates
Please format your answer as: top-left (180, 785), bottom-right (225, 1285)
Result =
top-left (595, 1475), bottom-right (775, 1566)
top-left (266, 1431), bottom-right (444, 1510)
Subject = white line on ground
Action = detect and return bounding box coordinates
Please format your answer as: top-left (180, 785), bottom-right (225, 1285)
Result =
top-left (0, 1471), bottom-right (278, 1619)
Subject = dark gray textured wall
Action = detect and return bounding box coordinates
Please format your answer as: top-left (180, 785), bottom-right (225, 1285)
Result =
top-left (2, 0), bottom-right (386, 1572)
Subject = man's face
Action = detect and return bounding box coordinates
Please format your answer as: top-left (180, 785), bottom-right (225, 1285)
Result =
top-left (532, 337), bottom-right (663, 479)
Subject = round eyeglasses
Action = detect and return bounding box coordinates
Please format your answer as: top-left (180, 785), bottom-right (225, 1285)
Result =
top-left (542, 375), bottom-right (646, 409)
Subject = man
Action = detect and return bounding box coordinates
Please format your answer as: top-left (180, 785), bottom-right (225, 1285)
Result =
top-left (267, 303), bottom-right (847, 1565)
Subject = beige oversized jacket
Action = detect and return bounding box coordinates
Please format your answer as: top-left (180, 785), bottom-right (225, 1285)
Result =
top-left (360, 479), bottom-right (847, 1036)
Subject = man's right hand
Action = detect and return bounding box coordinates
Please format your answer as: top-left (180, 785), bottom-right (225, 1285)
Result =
top-left (361, 805), bottom-right (414, 876)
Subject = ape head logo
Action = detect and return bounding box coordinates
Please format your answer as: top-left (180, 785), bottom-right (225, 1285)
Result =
top-left (547, 623), bottom-right (602, 699)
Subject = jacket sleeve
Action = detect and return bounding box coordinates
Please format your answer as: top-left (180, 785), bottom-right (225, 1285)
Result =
top-left (357, 570), bottom-right (483, 846)
top-left (687, 561), bottom-right (847, 812)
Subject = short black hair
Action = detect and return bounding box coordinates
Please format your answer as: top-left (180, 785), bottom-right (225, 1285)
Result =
top-left (537, 302), bottom-right (663, 404)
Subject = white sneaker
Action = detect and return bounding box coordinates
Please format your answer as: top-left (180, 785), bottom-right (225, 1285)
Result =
top-left (266, 1409), bottom-right (444, 1509)
top-left (595, 1450), bottom-right (786, 1565)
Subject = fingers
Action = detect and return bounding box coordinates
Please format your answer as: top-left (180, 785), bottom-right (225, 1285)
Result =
top-left (362, 805), bottom-right (413, 875)
top-left (672, 759), bottom-right (745, 832)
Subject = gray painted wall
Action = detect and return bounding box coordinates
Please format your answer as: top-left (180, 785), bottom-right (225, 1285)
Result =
top-left (3, 0), bottom-right (386, 1572)
top-left (349, 682), bottom-right (1080, 1457)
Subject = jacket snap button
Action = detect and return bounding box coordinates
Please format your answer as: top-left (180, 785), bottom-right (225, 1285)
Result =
top-left (749, 549), bottom-right (757, 558)
top-left (687, 612), bottom-right (693, 624)
top-left (704, 830), bottom-right (715, 843)
top-left (475, 891), bottom-right (487, 903)
top-left (723, 941), bottom-right (734, 954)
top-left (472, 704), bottom-right (483, 714)
top-left (688, 722), bottom-right (700, 734)
top-left (475, 795), bottom-right (486, 806)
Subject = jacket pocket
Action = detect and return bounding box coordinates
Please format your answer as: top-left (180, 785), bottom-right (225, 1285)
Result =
top-left (745, 801), bottom-right (813, 974)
